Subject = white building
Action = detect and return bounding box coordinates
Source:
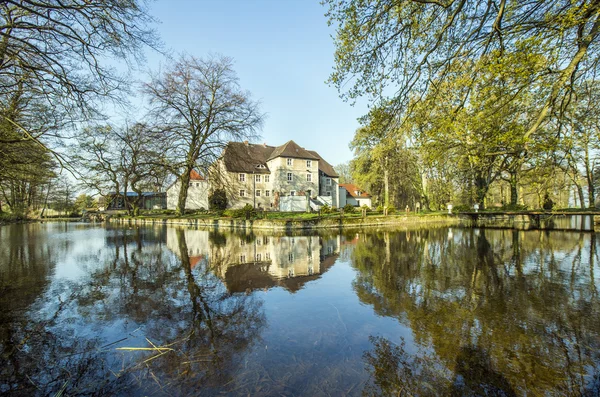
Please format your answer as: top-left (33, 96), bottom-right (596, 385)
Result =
top-left (339, 183), bottom-right (372, 208)
top-left (166, 169), bottom-right (210, 210)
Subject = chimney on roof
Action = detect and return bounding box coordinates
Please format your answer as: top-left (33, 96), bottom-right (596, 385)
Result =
top-left (243, 140), bottom-right (248, 146)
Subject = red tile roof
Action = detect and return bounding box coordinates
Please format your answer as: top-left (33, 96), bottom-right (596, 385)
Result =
top-left (190, 169), bottom-right (205, 180)
top-left (340, 183), bottom-right (371, 198)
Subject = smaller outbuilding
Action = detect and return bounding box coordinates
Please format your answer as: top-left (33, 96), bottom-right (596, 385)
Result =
top-left (166, 170), bottom-right (210, 210)
top-left (104, 192), bottom-right (166, 210)
top-left (339, 183), bottom-right (372, 208)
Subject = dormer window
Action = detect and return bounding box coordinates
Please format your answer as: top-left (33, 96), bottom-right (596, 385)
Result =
top-left (256, 164), bottom-right (266, 169)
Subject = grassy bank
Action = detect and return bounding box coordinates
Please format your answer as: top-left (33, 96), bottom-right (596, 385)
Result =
top-left (109, 210), bottom-right (461, 230)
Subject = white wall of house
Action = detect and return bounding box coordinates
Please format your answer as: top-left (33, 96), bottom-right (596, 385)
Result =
top-left (356, 197), bottom-right (372, 208)
top-left (167, 180), bottom-right (210, 210)
top-left (268, 157), bottom-right (319, 200)
top-left (280, 196), bottom-right (308, 212)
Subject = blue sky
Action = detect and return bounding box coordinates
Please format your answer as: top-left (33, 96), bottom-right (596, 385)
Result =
top-left (141, 0), bottom-right (368, 166)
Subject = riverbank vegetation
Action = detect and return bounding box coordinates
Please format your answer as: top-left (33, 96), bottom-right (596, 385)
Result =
top-left (326, 0), bottom-right (600, 211)
top-left (3, 1), bottom-right (600, 220)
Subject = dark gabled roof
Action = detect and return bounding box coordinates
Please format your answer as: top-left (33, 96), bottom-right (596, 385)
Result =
top-left (340, 183), bottom-right (371, 198)
top-left (267, 140), bottom-right (319, 161)
top-left (307, 150), bottom-right (339, 177)
top-left (222, 142), bottom-right (275, 174)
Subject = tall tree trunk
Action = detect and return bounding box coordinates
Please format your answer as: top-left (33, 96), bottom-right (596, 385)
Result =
top-left (585, 144), bottom-right (596, 208)
top-left (509, 171), bottom-right (518, 206)
top-left (177, 168), bottom-right (192, 215)
top-left (474, 174), bottom-right (488, 210)
top-left (383, 156), bottom-right (389, 208)
top-left (40, 183), bottom-right (51, 218)
top-left (421, 172), bottom-right (430, 210)
top-left (577, 183), bottom-right (585, 209)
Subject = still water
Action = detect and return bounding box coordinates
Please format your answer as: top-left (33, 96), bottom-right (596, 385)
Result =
top-left (1, 223), bottom-right (599, 396)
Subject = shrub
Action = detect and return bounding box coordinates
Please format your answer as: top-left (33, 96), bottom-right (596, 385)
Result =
top-left (320, 204), bottom-right (332, 214)
top-left (542, 194), bottom-right (554, 210)
top-left (376, 205), bottom-right (384, 213)
top-left (386, 205), bottom-right (396, 214)
top-left (343, 204), bottom-right (357, 213)
top-left (209, 189), bottom-right (228, 211)
top-left (501, 203), bottom-right (528, 211)
top-left (224, 204), bottom-right (256, 219)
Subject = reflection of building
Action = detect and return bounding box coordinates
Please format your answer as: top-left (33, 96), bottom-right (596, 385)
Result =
top-left (165, 228), bottom-right (342, 293)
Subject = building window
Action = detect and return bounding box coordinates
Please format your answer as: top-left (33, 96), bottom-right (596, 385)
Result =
top-left (286, 158), bottom-right (293, 166)
top-left (239, 173), bottom-right (245, 182)
top-left (264, 175), bottom-right (270, 183)
top-left (256, 190), bottom-right (261, 197)
top-left (265, 252), bottom-right (271, 260)
top-left (255, 174), bottom-right (261, 182)
top-left (239, 189), bottom-right (246, 197)
top-left (326, 178), bottom-right (331, 186)
top-left (288, 253), bottom-right (294, 262)
top-left (326, 192), bottom-right (331, 196)
top-left (290, 191), bottom-right (296, 196)
top-left (265, 190), bottom-right (270, 197)
top-left (256, 253), bottom-right (261, 261)
top-left (306, 173), bottom-right (312, 182)
top-left (287, 172), bottom-right (292, 182)
top-left (240, 255), bottom-right (246, 263)
top-left (307, 160), bottom-right (312, 168)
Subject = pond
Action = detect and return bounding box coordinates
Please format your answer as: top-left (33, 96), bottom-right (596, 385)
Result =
top-left (1, 223), bottom-right (599, 396)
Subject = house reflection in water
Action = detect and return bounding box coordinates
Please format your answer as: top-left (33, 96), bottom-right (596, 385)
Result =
top-left (166, 228), bottom-right (341, 293)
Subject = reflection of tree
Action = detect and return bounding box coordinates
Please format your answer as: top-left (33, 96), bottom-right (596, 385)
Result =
top-left (353, 228), bottom-right (600, 395)
top-left (1, 225), bottom-right (265, 395)
top-left (0, 224), bottom-right (60, 395)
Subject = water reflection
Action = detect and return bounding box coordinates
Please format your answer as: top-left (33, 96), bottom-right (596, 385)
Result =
top-left (166, 228), bottom-right (341, 293)
top-left (1, 224), bottom-right (600, 395)
top-left (353, 228), bottom-right (600, 395)
top-left (1, 224), bottom-right (266, 395)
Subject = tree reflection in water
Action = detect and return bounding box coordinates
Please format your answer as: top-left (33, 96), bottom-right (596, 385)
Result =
top-left (3, 224), bottom-right (600, 395)
top-left (0, 225), bottom-right (265, 395)
top-left (354, 228), bottom-right (600, 396)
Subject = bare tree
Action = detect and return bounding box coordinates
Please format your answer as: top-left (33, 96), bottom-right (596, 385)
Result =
top-left (74, 122), bottom-right (167, 215)
top-left (0, 0), bottom-right (159, 149)
top-left (143, 54), bottom-right (264, 215)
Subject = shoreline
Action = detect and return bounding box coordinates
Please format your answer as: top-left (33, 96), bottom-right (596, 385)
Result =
top-left (108, 214), bottom-right (463, 230)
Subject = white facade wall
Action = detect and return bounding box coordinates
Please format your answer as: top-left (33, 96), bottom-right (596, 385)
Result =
top-left (356, 197), bottom-right (372, 208)
top-left (227, 168), bottom-right (275, 210)
top-left (167, 180), bottom-right (210, 210)
top-left (268, 157), bottom-right (319, 199)
top-left (280, 196), bottom-right (308, 212)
